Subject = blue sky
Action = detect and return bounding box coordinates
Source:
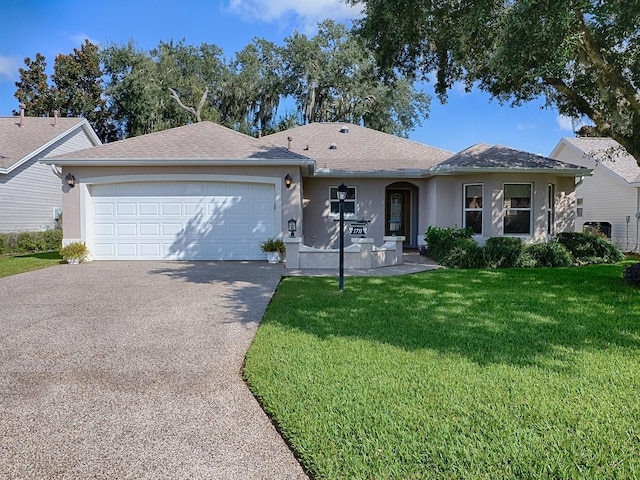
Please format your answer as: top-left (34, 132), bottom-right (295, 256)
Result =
top-left (0, 0), bottom-right (578, 155)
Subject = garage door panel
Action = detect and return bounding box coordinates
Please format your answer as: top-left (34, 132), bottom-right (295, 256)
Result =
top-left (91, 181), bottom-right (276, 260)
top-left (117, 223), bottom-right (137, 235)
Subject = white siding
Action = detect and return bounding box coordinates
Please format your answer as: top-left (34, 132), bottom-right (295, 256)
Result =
top-left (0, 128), bottom-right (99, 233)
top-left (0, 157), bottom-right (61, 232)
top-left (552, 142), bottom-right (640, 252)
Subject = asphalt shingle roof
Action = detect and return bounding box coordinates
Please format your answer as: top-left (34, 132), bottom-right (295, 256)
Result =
top-left (0, 116), bottom-right (88, 170)
top-left (562, 137), bottom-right (640, 183)
top-left (53, 121), bottom-right (309, 161)
top-left (263, 123), bottom-right (454, 172)
top-left (435, 143), bottom-right (588, 172)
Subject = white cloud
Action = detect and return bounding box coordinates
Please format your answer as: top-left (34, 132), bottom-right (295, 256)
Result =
top-left (0, 55), bottom-right (21, 81)
top-left (556, 114), bottom-right (586, 132)
top-left (226, 0), bottom-right (362, 26)
top-left (516, 123), bottom-right (537, 131)
top-left (68, 33), bottom-right (101, 47)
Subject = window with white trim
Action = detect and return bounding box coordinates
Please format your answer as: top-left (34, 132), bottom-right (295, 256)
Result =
top-left (547, 183), bottom-right (555, 235)
top-left (576, 198), bottom-right (583, 218)
top-left (503, 183), bottom-right (532, 235)
top-left (463, 184), bottom-right (483, 235)
top-left (329, 186), bottom-right (356, 217)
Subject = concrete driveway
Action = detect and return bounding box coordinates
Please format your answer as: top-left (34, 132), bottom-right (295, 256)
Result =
top-left (0, 261), bottom-right (308, 479)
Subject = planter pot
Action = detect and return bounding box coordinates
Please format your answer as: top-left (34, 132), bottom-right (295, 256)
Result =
top-left (66, 258), bottom-right (80, 265)
top-left (266, 252), bottom-right (281, 264)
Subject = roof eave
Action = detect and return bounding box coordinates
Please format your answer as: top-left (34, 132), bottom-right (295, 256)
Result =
top-left (41, 156), bottom-right (316, 172)
top-left (312, 168), bottom-right (431, 178)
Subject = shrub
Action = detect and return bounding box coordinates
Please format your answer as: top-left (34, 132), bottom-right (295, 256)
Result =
top-left (483, 237), bottom-right (523, 268)
top-left (59, 241), bottom-right (89, 262)
top-left (557, 232), bottom-right (624, 265)
top-left (623, 262), bottom-right (640, 286)
top-left (17, 231), bottom-right (46, 253)
top-left (259, 237), bottom-right (286, 255)
top-left (0, 234), bottom-right (6, 255)
top-left (424, 226), bottom-right (474, 262)
top-left (41, 229), bottom-right (63, 251)
top-left (523, 241), bottom-right (573, 268)
top-left (442, 238), bottom-right (486, 269)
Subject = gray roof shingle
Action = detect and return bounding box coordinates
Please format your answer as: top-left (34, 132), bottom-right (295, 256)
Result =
top-left (0, 116), bottom-right (89, 171)
top-left (52, 121), bottom-right (309, 161)
top-left (561, 137), bottom-right (640, 183)
top-left (263, 123), bottom-right (454, 173)
top-left (433, 143), bottom-right (588, 174)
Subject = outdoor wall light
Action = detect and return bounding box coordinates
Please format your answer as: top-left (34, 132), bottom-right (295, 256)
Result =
top-left (285, 174), bottom-right (293, 189)
top-left (65, 173), bottom-right (76, 188)
top-left (288, 218), bottom-right (297, 237)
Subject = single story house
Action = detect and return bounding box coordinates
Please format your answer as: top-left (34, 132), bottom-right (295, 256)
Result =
top-left (550, 137), bottom-right (640, 252)
top-left (0, 111), bottom-right (101, 232)
top-left (44, 121), bottom-right (589, 261)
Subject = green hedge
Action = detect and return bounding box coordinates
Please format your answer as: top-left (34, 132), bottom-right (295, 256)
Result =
top-left (0, 229), bottom-right (62, 255)
top-left (425, 227), bottom-right (623, 269)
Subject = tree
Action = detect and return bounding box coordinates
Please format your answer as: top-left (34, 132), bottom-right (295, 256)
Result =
top-left (349, 0), bottom-right (640, 161)
top-left (14, 53), bottom-right (52, 116)
top-left (14, 40), bottom-right (116, 142)
top-left (102, 39), bottom-right (227, 138)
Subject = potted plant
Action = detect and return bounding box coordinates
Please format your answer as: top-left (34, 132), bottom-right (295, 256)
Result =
top-left (60, 241), bottom-right (89, 264)
top-left (260, 237), bottom-right (286, 264)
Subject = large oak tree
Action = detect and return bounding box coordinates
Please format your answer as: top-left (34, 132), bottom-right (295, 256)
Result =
top-left (349, 0), bottom-right (640, 161)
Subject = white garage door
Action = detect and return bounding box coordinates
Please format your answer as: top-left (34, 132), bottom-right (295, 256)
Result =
top-left (90, 181), bottom-right (276, 260)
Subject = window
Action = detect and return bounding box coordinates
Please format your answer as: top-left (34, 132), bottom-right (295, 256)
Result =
top-left (329, 186), bottom-right (356, 216)
top-left (547, 184), bottom-right (555, 235)
top-left (503, 183), bottom-right (532, 235)
top-left (576, 198), bottom-right (583, 218)
top-left (463, 184), bottom-right (483, 234)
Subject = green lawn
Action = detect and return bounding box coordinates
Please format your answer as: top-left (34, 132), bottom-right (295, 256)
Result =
top-left (0, 251), bottom-right (63, 278)
top-left (244, 263), bottom-right (640, 479)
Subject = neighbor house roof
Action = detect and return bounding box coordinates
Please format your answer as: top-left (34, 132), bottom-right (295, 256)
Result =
top-left (0, 116), bottom-right (98, 174)
top-left (560, 137), bottom-right (640, 184)
top-left (48, 121), bottom-right (314, 173)
top-left (430, 143), bottom-right (590, 176)
top-left (263, 122), bottom-right (454, 176)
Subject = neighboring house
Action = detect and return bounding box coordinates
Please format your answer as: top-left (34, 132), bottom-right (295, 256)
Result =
top-left (550, 137), bottom-right (640, 252)
top-left (44, 121), bottom-right (589, 261)
top-left (0, 113), bottom-right (101, 232)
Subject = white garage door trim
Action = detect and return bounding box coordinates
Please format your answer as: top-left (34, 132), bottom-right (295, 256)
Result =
top-left (81, 174), bottom-right (282, 260)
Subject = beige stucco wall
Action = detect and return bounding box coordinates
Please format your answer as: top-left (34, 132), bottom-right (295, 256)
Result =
top-left (61, 165), bottom-right (302, 243)
top-left (302, 173), bottom-right (577, 248)
top-left (301, 177), bottom-right (425, 248)
top-left (427, 173), bottom-right (576, 242)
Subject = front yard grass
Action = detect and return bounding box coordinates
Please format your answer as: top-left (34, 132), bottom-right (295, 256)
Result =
top-left (0, 251), bottom-right (62, 278)
top-left (244, 262), bottom-right (640, 479)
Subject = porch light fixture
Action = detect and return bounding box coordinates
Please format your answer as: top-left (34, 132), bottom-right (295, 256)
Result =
top-left (337, 182), bottom-right (348, 292)
top-left (389, 220), bottom-right (400, 236)
top-left (65, 173), bottom-right (76, 188)
top-left (284, 174), bottom-right (293, 189)
top-left (288, 218), bottom-right (297, 237)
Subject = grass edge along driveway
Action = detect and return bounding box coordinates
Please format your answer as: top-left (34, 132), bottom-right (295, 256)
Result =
top-left (244, 262), bottom-right (640, 480)
top-left (0, 251), bottom-right (62, 278)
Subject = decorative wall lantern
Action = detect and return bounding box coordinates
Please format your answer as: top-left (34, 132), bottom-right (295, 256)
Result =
top-left (288, 218), bottom-right (297, 237)
top-left (284, 174), bottom-right (293, 189)
top-left (65, 173), bottom-right (76, 188)
top-left (389, 220), bottom-right (400, 236)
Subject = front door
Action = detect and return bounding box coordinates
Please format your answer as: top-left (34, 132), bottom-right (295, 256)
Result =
top-left (385, 189), bottom-right (411, 242)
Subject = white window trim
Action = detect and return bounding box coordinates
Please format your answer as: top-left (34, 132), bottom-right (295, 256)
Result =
top-left (328, 185), bottom-right (357, 219)
top-left (547, 183), bottom-right (555, 236)
top-left (463, 183), bottom-right (483, 236)
top-left (503, 182), bottom-right (533, 236)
